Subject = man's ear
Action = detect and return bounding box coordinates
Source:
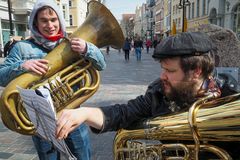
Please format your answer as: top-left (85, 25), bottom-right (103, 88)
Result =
top-left (193, 68), bottom-right (202, 79)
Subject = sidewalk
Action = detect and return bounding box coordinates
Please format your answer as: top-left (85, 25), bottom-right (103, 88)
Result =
top-left (0, 48), bottom-right (160, 160)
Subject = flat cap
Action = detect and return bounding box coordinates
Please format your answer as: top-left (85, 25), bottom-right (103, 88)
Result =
top-left (152, 32), bottom-right (214, 59)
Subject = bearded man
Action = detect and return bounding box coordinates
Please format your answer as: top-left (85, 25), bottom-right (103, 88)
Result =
top-left (55, 32), bottom-right (239, 159)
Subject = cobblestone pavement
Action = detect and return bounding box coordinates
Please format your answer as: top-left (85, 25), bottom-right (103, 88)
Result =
top-left (0, 48), bottom-right (160, 160)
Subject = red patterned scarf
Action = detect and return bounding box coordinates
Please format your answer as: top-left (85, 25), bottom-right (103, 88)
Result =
top-left (42, 30), bottom-right (64, 42)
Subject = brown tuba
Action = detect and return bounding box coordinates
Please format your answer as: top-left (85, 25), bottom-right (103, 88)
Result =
top-left (0, 1), bottom-right (124, 135)
top-left (114, 93), bottom-right (240, 160)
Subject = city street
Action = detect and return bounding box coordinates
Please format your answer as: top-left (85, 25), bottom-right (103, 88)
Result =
top-left (0, 48), bottom-right (160, 160)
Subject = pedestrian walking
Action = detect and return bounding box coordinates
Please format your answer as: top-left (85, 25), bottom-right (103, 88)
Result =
top-left (134, 36), bottom-right (143, 61)
top-left (130, 38), bottom-right (134, 53)
top-left (0, 44), bottom-right (2, 57)
top-left (153, 38), bottom-right (158, 49)
top-left (3, 36), bottom-right (16, 57)
top-left (122, 37), bottom-right (131, 61)
top-left (145, 39), bottom-right (152, 54)
top-left (106, 46), bottom-right (110, 55)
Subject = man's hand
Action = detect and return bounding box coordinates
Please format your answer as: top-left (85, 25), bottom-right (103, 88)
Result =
top-left (70, 38), bottom-right (87, 55)
top-left (22, 59), bottom-right (49, 75)
top-left (56, 107), bottom-right (104, 140)
top-left (56, 108), bottom-right (87, 139)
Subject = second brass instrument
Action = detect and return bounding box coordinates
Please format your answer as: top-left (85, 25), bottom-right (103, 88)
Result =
top-left (114, 93), bottom-right (240, 160)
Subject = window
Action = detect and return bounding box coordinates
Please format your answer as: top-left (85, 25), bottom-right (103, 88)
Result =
top-left (2, 22), bottom-right (10, 29)
top-left (16, 24), bottom-right (26, 37)
top-left (196, 0), bottom-right (199, 17)
top-left (178, 18), bottom-right (181, 27)
top-left (62, 5), bottom-right (67, 19)
top-left (63, 11), bottom-right (66, 19)
top-left (233, 4), bottom-right (240, 39)
top-left (192, 2), bottom-right (195, 19)
top-left (69, 15), bottom-right (73, 26)
top-left (168, 1), bottom-right (171, 14)
top-left (166, 16), bottom-right (170, 26)
top-left (188, 4), bottom-right (191, 19)
top-left (69, 0), bottom-right (72, 7)
top-left (207, 0), bottom-right (210, 14)
top-left (202, 0), bottom-right (206, 16)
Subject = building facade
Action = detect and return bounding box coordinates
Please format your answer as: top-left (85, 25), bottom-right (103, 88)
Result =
top-left (0, 0), bottom-right (34, 47)
top-left (134, 5), bottom-right (143, 38)
top-left (209, 0), bottom-right (240, 39)
top-left (120, 14), bottom-right (135, 38)
top-left (134, 3), bottom-right (148, 39)
top-left (184, 0), bottom-right (209, 32)
top-left (123, 0), bottom-right (239, 41)
top-left (67, 0), bottom-right (89, 34)
top-left (163, 0), bottom-right (171, 37)
top-left (146, 0), bottom-right (155, 40)
top-left (154, 0), bottom-right (164, 39)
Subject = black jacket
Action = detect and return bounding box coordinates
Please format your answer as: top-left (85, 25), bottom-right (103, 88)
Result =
top-left (95, 78), bottom-right (238, 132)
top-left (99, 79), bottom-right (170, 132)
top-left (134, 40), bottom-right (143, 48)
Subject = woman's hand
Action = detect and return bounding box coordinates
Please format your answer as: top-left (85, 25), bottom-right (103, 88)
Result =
top-left (70, 38), bottom-right (87, 55)
top-left (22, 59), bottom-right (49, 75)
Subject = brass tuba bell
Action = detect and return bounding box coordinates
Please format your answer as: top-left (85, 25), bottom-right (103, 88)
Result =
top-left (0, 1), bottom-right (124, 135)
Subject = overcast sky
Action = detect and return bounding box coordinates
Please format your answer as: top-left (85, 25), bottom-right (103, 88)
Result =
top-left (105, 0), bottom-right (146, 20)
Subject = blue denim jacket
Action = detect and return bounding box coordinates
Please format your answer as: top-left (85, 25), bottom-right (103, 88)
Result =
top-left (0, 40), bottom-right (106, 87)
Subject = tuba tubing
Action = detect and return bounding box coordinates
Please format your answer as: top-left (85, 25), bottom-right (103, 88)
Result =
top-left (114, 93), bottom-right (240, 159)
top-left (0, 1), bottom-right (124, 135)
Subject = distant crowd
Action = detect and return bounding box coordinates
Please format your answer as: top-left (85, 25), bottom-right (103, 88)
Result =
top-left (120, 34), bottom-right (162, 61)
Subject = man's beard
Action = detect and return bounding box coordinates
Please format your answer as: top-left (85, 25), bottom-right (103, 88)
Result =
top-left (162, 79), bottom-right (197, 106)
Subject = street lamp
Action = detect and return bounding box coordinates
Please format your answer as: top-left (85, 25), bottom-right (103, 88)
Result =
top-left (7, 0), bottom-right (14, 36)
top-left (178, 0), bottom-right (190, 32)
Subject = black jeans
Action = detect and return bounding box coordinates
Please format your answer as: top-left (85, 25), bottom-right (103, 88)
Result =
top-left (124, 50), bottom-right (130, 61)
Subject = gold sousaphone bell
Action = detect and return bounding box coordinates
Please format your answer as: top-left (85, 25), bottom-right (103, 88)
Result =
top-left (0, 1), bottom-right (124, 135)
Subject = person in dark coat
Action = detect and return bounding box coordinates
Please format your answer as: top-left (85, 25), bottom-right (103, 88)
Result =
top-left (3, 37), bottom-right (16, 57)
top-left (153, 38), bottom-right (158, 49)
top-left (134, 36), bottom-right (143, 61)
top-left (122, 37), bottom-right (131, 61)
